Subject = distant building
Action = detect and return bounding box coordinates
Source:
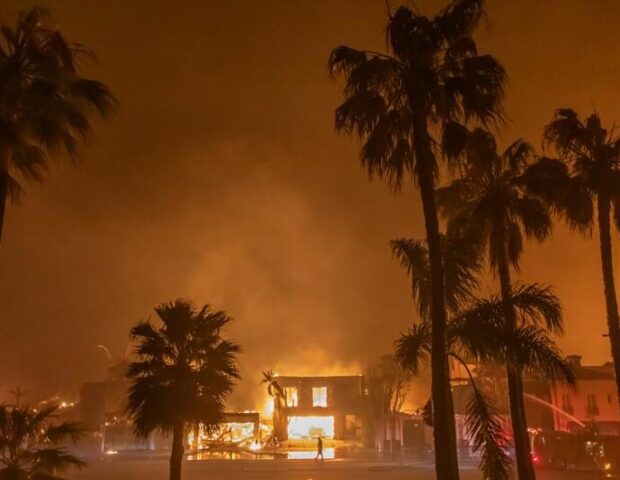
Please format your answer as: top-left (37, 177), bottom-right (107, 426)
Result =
top-left (372, 413), bottom-right (430, 457)
top-left (79, 379), bottom-right (127, 431)
top-left (275, 375), bottom-right (365, 440)
top-left (451, 355), bottom-right (620, 441)
top-left (549, 355), bottom-right (619, 435)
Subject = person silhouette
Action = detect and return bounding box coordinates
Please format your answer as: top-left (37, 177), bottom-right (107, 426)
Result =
top-left (315, 435), bottom-right (324, 461)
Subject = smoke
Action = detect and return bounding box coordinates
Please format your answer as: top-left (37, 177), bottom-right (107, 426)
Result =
top-left (2, 0), bottom-right (620, 407)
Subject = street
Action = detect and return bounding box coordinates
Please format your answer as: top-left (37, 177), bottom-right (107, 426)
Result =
top-left (66, 458), bottom-right (608, 480)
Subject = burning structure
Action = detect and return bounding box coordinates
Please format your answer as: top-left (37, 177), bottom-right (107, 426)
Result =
top-left (271, 375), bottom-right (366, 441)
top-left (188, 412), bottom-right (260, 450)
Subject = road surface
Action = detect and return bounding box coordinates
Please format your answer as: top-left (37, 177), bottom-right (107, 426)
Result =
top-left (67, 458), bottom-right (608, 479)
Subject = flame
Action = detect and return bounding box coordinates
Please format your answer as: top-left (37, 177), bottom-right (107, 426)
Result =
top-left (287, 416), bottom-right (334, 439)
top-left (262, 397), bottom-right (274, 417)
top-left (256, 349), bottom-right (362, 415)
top-left (187, 422), bottom-right (258, 449)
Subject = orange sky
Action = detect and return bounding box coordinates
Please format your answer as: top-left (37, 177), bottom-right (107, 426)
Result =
top-left (0, 0), bottom-right (619, 406)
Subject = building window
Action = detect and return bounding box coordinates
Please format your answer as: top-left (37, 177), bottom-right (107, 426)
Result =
top-left (312, 386), bottom-right (327, 407)
top-left (586, 394), bottom-right (599, 417)
top-left (285, 387), bottom-right (298, 407)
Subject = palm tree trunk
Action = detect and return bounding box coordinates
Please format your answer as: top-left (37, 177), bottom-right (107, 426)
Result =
top-left (496, 247), bottom-right (536, 480)
top-left (0, 146), bottom-right (9, 242)
top-left (597, 195), bottom-right (620, 413)
top-left (169, 422), bottom-right (185, 480)
top-left (412, 110), bottom-right (460, 480)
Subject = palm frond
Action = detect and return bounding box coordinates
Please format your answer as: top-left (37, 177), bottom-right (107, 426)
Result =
top-left (327, 46), bottom-right (368, 78)
top-left (436, 0), bottom-right (485, 44)
top-left (460, 55), bottom-right (507, 126)
top-left (395, 323), bottom-right (431, 375)
top-left (510, 326), bottom-right (575, 386)
top-left (543, 108), bottom-right (584, 156)
top-left (28, 447), bottom-right (86, 474)
top-left (451, 283), bottom-right (565, 361)
top-left (561, 175), bottom-right (594, 234)
top-left (520, 156), bottom-right (570, 207)
top-left (442, 233), bottom-right (483, 311)
top-left (465, 387), bottom-right (512, 480)
top-left (390, 238), bottom-right (431, 319)
top-left (515, 197), bottom-right (551, 242)
top-left (503, 139), bottom-right (534, 173)
top-left (450, 297), bottom-right (505, 361)
top-left (441, 120), bottom-right (470, 165)
top-left (510, 283), bottom-right (563, 333)
top-left (391, 234), bottom-right (481, 318)
top-left (45, 421), bottom-right (83, 444)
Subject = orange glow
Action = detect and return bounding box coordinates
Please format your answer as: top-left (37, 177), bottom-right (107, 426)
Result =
top-left (187, 422), bottom-right (256, 448)
top-left (287, 448), bottom-right (334, 460)
top-left (262, 397), bottom-right (274, 417)
top-left (285, 387), bottom-right (298, 407)
top-left (287, 416), bottom-right (334, 439)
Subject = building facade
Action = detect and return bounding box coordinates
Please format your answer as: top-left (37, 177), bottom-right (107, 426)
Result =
top-left (276, 375), bottom-right (366, 440)
top-left (550, 356), bottom-right (620, 435)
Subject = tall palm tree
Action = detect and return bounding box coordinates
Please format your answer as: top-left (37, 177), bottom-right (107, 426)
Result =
top-left (0, 403), bottom-right (85, 480)
top-left (527, 108), bottom-right (620, 414)
top-left (126, 299), bottom-right (241, 480)
top-left (0, 7), bottom-right (115, 241)
top-left (393, 235), bottom-right (573, 479)
top-left (329, 2), bottom-right (506, 476)
top-left (436, 128), bottom-right (551, 480)
top-left (260, 369), bottom-right (287, 441)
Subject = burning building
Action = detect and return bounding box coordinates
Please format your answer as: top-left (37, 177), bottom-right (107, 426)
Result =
top-left (188, 412), bottom-right (261, 450)
top-left (273, 375), bottom-right (366, 440)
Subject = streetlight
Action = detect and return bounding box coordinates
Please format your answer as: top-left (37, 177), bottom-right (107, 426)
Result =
top-left (96, 344), bottom-right (113, 456)
top-left (96, 344), bottom-right (112, 362)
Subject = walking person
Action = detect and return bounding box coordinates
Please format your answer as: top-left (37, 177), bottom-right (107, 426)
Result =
top-left (315, 435), bottom-right (324, 462)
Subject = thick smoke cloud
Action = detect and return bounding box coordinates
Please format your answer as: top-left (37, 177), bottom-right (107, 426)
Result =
top-left (0, 0), bottom-right (619, 408)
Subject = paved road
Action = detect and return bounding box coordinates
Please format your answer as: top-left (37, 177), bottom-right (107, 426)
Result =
top-left (66, 458), bottom-right (609, 480)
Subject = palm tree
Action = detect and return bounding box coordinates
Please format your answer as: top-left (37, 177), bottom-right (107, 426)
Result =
top-left (397, 291), bottom-right (574, 480)
top-left (260, 369), bottom-right (287, 441)
top-left (329, 2), bottom-right (506, 476)
top-left (0, 403), bottom-right (85, 480)
top-left (0, 7), bottom-right (115, 241)
top-left (436, 128), bottom-right (551, 479)
top-left (126, 299), bottom-right (241, 480)
top-left (393, 235), bottom-right (573, 479)
top-left (527, 108), bottom-right (620, 414)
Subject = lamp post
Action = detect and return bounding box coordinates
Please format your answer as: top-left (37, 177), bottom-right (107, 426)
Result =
top-left (96, 345), bottom-right (112, 455)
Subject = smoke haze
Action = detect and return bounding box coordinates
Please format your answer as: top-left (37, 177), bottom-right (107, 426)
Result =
top-left (0, 0), bottom-right (619, 408)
